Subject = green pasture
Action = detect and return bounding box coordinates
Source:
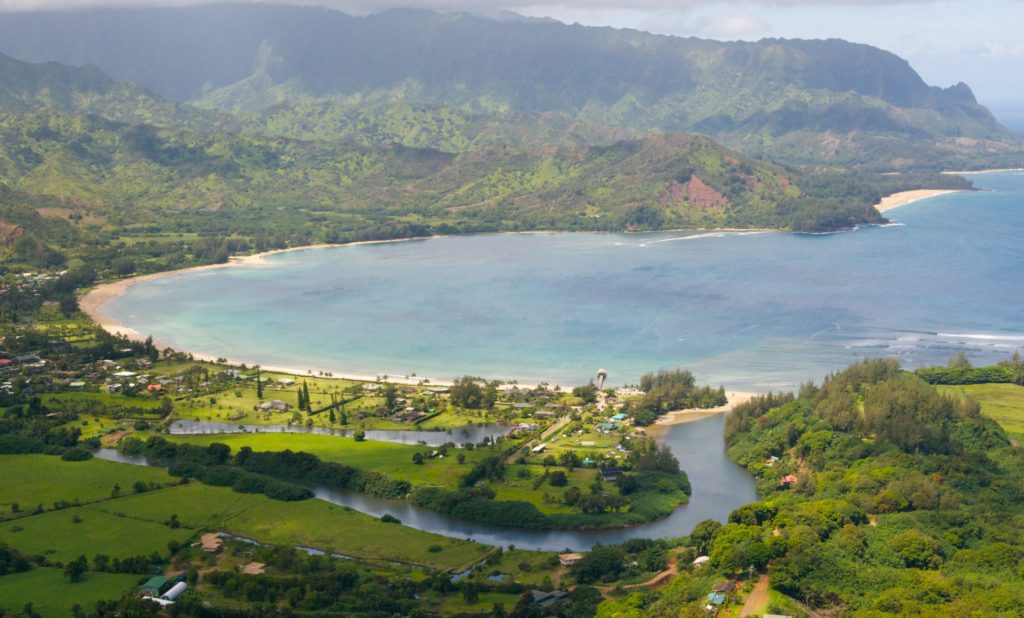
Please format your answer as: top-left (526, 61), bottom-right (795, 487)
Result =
top-left (0, 455), bottom-right (173, 519)
top-left (938, 383), bottom-right (1024, 440)
top-left (0, 568), bottom-right (141, 618)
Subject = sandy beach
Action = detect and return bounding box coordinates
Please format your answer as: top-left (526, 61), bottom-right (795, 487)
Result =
top-left (874, 189), bottom-right (961, 213)
top-left (646, 391), bottom-right (760, 433)
top-left (942, 168), bottom-right (1024, 175)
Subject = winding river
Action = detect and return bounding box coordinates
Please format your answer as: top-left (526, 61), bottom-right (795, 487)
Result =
top-left (96, 414), bottom-right (757, 551)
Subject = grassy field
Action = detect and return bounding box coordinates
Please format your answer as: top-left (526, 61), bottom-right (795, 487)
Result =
top-left (437, 591), bottom-right (523, 614)
top-left (42, 392), bottom-right (165, 411)
top-left (152, 432), bottom-right (499, 487)
top-left (0, 567), bottom-right (141, 618)
top-left (494, 465), bottom-right (598, 514)
top-left (224, 498), bottom-right (490, 571)
top-left (0, 503), bottom-right (194, 563)
top-left (0, 455), bottom-right (173, 519)
top-left (938, 383), bottom-right (1024, 440)
top-left (2, 455), bottom-right (492, 572)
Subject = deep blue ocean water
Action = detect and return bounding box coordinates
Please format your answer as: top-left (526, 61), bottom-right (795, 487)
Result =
top-left (107, 172), bottom-right (1024, 390)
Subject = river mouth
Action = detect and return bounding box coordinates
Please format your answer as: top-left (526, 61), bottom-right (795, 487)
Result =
top-left (96, 414), bottom-right (757, 551)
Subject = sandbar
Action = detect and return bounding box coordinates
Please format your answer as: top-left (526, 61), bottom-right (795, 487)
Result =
top-left (874, 189), bottom-right (960, 213)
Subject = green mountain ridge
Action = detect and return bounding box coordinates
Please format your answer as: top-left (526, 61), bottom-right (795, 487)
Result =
top-left (0, 107), bottom-right (915, 238)
top-left (0, 4), bottom-right (1018, 169)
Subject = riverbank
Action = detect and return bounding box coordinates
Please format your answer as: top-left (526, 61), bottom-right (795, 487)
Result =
top-left (874, 189), bottom-right (961, 213)
top-left (646, 391), bottom-right (759, 434)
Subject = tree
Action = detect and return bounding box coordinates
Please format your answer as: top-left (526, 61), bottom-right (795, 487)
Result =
top-left (255, 367), bottom-right (263, 399)
top-left (412, 452), bottom-right (424, 465)
top-left (64, 555), bottom-right (87, 582)
top-left (572, 382), bottom-right (598, 404)
top-left (354, 430), bottom-right (366, 442)
top-left (462, 581), bottom-right (479, 603)
top-left (549, 470), bottom-right (568, 486)
top-left (690, 519), bottom-right (722, 555)
top-left (329, 408), bottom-right (336, 424)
top-left (303, 381), bottom-right (312, 410)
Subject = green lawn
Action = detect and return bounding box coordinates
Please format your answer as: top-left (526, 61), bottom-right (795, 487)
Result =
top-left (155, 432), bottom-right (498, 487)
top-left (0, 568), bottom-right (141, 618)
top-left (0, 503), bottom-right (193, 563)
top-left (0, 455), bottom-right (174, 519)
top-left (938, 383), bottom-right (1024, 440)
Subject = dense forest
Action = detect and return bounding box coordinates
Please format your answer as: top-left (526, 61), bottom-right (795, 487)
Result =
top-left (599, 360), bottom-right (1024, 616)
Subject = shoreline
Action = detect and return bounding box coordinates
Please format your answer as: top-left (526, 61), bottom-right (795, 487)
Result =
top-left (77, 183), bottom-right (952, 388)
top-left (874, 189), bottom-right (961, 213)
top-left (646, 391), bottom-right (759, 434)
top-left (78, 227), bottom-right (774, 388)
top-left (942, 167), bottom-right (1024, 175)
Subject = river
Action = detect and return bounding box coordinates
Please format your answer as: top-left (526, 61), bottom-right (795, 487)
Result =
top-left (96, 414), bottom-right (757, 551)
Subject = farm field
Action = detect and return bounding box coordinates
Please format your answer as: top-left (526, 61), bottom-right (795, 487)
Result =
top-left (0, 455), bottom-right (174, 519)
top-left (0, 568), bottom-right (142, 618)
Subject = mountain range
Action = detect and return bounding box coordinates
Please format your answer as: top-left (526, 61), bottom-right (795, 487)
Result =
top-left (0, 4), bottom-right (1009, 266)
top-left (0, 4), bottom-right (1019, 170)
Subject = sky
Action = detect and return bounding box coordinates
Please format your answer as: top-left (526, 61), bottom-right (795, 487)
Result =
top-left (0, 0), bottom-right (1021, 122)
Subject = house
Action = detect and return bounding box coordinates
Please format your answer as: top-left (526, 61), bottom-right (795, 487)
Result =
top-left (533, 410), bottom-right (557, 418)
top-left (531, 443), bottom-right (547, 453)
top-left (705, 592), bottom-right (727, 608)
top-left (147, 384), bottom-right (163, 393)
top-left (259, 399), bottom-right (290, 412)
top-left (610, 413), bottom-right (628, 422)
top-left (780, 474), bottom-right (799, 487)
top-left (596, 422), bottom-right (618, 432)
top-left (692, 555), bottom-right (710, 568)
top-left (140, 575), bottom-right (168, 596)
top-left (599, 465), bottom-right (623, 482)
top-left (558, 552), bottom-right (584, 566)
top-left (241, 562), bottom-right (266, 575)
top-left (712, 581), bottom-right (735, 593)
top-left (68, 381), bottom-right (86, 388)
top-left (526, 589), bottom-right (570, 608)
top-left (277, 378), bottom-right (295, 386)
top-left (200, 532), bottom-right (224, 553)
top-left (580, 441), bottom-right (596, 447)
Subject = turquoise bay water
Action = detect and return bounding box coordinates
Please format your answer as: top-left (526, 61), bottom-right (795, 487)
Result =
top-left (107, 172), bottom-right (1024, 390)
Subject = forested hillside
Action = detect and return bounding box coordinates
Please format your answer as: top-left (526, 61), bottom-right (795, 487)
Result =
top-left (0, 5), bottom-right (1019, 169)
top-left (0, 102), bottom-right (967, 255)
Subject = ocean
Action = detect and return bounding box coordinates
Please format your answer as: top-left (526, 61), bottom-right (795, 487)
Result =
top-left (105, 172), bottom-right (1024, 390)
